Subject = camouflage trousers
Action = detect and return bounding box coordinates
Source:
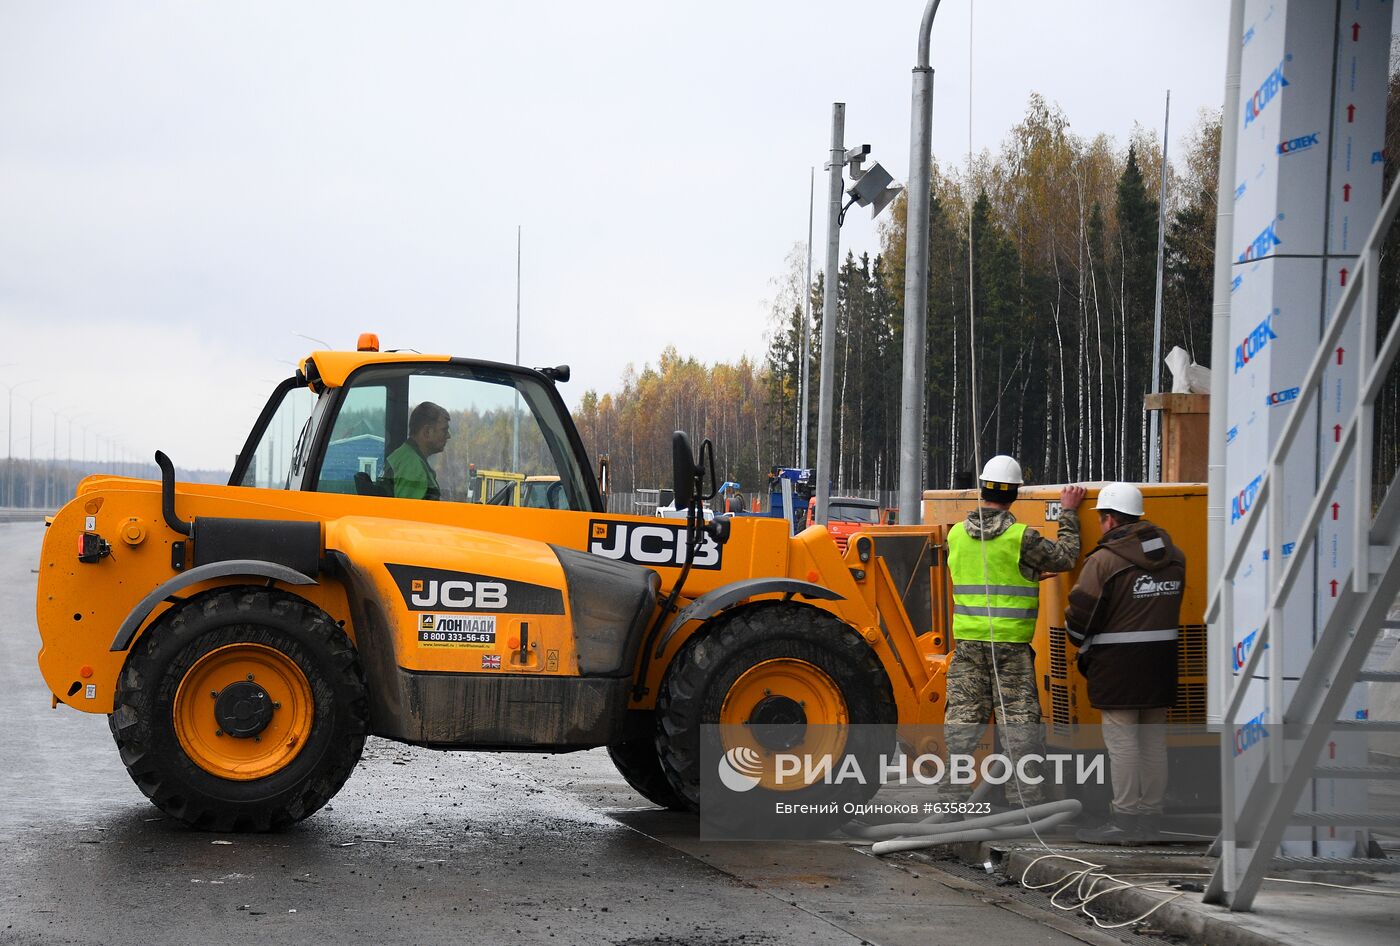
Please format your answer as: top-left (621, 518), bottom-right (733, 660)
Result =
top-left (942, 639), bottom-right (1047, 806)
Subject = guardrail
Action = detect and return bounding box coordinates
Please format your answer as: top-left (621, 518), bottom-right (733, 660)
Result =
top-left (0, 508), bottom-right (56, 523)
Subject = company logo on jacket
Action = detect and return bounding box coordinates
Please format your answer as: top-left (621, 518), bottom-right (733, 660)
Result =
top-left (1131, 574), bottom-right (1183, 598)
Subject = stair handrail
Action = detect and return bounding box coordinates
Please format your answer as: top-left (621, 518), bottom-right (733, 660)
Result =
top-left (1209, 177), bottom-right (1400, 729)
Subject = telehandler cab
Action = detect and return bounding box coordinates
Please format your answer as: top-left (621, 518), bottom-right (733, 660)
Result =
top-left (36, 341), bottom-right (953, 831)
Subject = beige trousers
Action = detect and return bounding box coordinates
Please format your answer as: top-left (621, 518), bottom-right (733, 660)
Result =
top-left (1099, 707), bottom-right (1169, 816)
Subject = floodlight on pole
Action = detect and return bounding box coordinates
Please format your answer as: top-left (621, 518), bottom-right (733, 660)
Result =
top-left (846, 158), bottom-right (903, 218)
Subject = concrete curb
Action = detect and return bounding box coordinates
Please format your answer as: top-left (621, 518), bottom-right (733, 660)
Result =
top-left (1007, 848), bottom-right (1287, 946)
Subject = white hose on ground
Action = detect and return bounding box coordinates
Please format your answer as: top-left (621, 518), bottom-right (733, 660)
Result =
top-left (869, 800), bottom-right (1081, 855)
top-left (847, 798), bottom-right (1081, 843)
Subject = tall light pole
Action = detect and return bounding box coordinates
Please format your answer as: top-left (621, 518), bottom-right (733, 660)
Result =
top-left (897, 0), bottom-right (943, 525)
top-left (814, 103), bottom-right (848, 527)
top-left (65, 412), bottom-right (89, 503)
top-left (66, 412), bottom-right (89, 464)
top-left (512, 224), bottom-right (522, 472)
top-left (1147, 90), bottom-right (1171, 483)
top-left (799, 168), bottom-right (815, 470)
top-left (47, 407), bottom-right (58, 507)
top-left (814, 105), bottom-right (902, 524)
top-left (28, 392), bottom-right (51, 507)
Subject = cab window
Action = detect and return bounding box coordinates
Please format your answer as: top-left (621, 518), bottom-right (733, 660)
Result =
top-left (310, 364), bottom-right (590, 510)
top-left (315, 384), bottom-right (388, 495)
top-left (236, 383), bottom-right (317, 489)
top-left (829, 502), bottom-right (879, 524)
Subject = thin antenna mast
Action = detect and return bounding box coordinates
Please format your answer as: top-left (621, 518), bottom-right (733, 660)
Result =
top-left (512, 225), bottom-right (522, 472)
top-left (1148, 91), bottom-right (1171, 482)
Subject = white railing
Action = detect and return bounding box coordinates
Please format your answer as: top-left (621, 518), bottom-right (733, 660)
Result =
top-left (1208, 176), bottom-right (1400, 908)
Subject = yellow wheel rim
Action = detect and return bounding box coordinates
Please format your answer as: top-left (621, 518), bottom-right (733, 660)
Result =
top-left (719, 658), bottom-right (849, 791)
top-left (174, 643), bottom-right (314, 781)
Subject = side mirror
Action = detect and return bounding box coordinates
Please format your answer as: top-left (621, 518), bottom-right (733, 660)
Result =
top-left (672, 431), bottom-right (699, 509)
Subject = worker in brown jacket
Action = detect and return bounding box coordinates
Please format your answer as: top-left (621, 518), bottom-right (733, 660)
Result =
top-left (1065, 482), bottom-right (1186, 846)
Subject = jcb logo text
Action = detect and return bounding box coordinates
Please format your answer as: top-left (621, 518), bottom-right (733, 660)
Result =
top-left (588, 520), bottom-right (722, 569)
top-left (411, 580), bottom-right (508, 610)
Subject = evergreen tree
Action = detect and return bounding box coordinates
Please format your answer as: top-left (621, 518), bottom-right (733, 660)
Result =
top-left (1115, 144), bottom-right (1160, 478)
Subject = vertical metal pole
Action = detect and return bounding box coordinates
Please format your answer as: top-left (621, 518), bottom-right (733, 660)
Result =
top-left (799, 168), bottom-right (814, 470)
top-left (898, 0), bottom-right (941, 525)
top-left (814, 103), bottom-right (846, 526)
top-left (1268, 467), bottom-right (1284, 783)
top-left (1356, 250), bottom-right (1378, 592)
top-left (1148, 91), bottom-right (1171, 483)
top-left (48, 409), bottom-right (56, 507)
top-left (1208, 0), bottom-right (1245, 725)
top-left (28, 398), bottom-right (34, 507)
top-left (512, 225), bottom-right (521, 472)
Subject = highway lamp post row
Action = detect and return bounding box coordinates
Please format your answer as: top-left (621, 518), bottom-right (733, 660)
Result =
top-left (48, 406), bottom-right (57, 508)
top-left (813, 103), bottom-right (903, 525)
top-left (4, 377), bottom-right (36, 508)
top-left (28, 392), bottom-right (52, 508)
top-left (66, 412), bottom-right (89, 504)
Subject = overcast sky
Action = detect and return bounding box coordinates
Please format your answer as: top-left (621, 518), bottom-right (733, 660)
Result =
top-left (0, 1), bottom-right (1232, 471)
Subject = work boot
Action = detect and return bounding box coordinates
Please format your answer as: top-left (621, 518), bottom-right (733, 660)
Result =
top-left (1136, 813), bottom-right (1162, 845)
top-left (1075, 813), bottom-right (1140, 846)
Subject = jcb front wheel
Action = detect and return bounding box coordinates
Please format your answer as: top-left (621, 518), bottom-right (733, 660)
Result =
top-left (655, 602), bottom-right (896, 832)
top-left (607, 716), bottom-right (688, 810)
top-left (111, 588), bottom-right (368, 832)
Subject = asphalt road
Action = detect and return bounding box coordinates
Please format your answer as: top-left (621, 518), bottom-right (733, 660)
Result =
top-left (0, 521), bottom-right (1105, 946)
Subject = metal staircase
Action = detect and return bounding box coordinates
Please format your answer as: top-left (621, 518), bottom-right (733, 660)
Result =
top-left (1206, 180), bottom-right (1400, 910)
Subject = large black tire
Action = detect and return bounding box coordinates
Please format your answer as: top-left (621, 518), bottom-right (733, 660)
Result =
top-left (655, 602), bottom-right (896, 834)
top-left (607, 722), bottom-right (688, 810)
top-left (110, 588), bottom-right (369, 832)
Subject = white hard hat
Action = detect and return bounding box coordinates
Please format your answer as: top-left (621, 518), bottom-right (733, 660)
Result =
top-left (1095, 482), bottom-right (1145, 517)
top-left (979, 455), bottom-right (1023, 488)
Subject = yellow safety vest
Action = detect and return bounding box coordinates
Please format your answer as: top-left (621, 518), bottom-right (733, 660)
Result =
top-left (947, 520), bottom-right (1039, 643)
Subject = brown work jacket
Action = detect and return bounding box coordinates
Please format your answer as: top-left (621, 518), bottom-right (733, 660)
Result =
top-left (1064, 519), bottom-right (1186, 710)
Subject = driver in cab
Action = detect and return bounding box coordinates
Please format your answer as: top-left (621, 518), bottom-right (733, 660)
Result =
top-left (384, 401), bottom-right (450, 500)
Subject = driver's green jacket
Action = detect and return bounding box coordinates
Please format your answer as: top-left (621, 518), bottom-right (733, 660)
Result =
top-left (385, 441), bottom-right (440, 500)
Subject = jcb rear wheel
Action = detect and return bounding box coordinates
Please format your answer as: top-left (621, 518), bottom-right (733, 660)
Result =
top-left (655, 602), bottom-right (896, 831)
top-left (110, 588), bottom-right (368, 832)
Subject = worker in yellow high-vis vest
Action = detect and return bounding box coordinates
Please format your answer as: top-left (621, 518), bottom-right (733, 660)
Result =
top-left (943, 455), bottom-right (1084, 807)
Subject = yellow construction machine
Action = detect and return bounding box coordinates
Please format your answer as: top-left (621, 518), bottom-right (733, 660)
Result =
top-left (35, 339), bottom-right (1209, 831)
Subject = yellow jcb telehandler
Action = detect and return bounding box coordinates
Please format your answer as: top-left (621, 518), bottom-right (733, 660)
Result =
top-left (36, 340), bottom-right (954, 831)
